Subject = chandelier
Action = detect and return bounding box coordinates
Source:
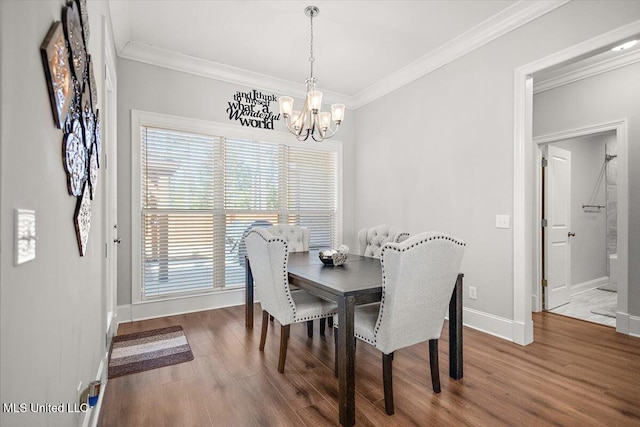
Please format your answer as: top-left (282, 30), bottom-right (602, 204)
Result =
top-left (279, 6), bottom-right (345, 142)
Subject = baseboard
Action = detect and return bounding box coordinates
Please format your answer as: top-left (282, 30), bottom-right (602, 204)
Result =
top-left (571, 276), bottom-right (609, 295)
top-left (462, 307), bottom-right (514, 342)
top-left (616, 311), bottom-right (629, 334)
top-left (628, 314), bottom-right (640, 338)
top-left (117, 286), bottom-right (248, 324)
top-left (80, 354), bottom-right (106, 427)
top-left (531, 294), bottom-right (541, 313)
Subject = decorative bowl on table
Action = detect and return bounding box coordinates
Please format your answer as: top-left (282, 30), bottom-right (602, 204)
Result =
top-left (319, 245), bottom-right (349, 266)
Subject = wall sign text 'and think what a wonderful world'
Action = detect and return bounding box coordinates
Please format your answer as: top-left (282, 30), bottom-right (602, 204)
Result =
top-left (226, 89), bottom-right (281, 129)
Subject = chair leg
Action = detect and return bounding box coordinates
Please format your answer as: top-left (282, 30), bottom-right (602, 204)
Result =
top-left (334, 327), bottom-right (338, 378)
top-left (307, 320), bottom-right (313, 338)
top-left (320, 318), bottom-right (326, 336)
top-left (327, 316), bottom-right (333, 328)
top-left (383, 353), bottom-right (394, 415)
top-left (259, 310), bottom-right (269, 351)
top-left (278, 325), bottom-right (291, 373)
top-left (429, 339), bottom-right (441, 393)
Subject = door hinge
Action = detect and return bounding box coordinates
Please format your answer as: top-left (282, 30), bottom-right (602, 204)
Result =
top-left (541, 218), bottom-right (548, 227)
top-left (105, 243), bottom-right (108, 258)
top-left (542, 278), bottom-right (548, 288)
top-left (541, 158), bottom-right (548, 168)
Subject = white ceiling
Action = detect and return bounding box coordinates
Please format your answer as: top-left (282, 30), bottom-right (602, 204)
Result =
top-left (108, 1), bottom-right (569, 107)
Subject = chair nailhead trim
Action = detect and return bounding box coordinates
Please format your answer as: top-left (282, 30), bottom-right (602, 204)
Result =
top-left (374, 233), bottom-right (466, 342)
top-left (246, 229), bottom-right (296, 315)
top-left (295, 311), bottom-right (338, 322)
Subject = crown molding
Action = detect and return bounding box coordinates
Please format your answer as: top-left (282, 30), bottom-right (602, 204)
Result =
top-left (534, 48), bottom-right (640, 94)
top-left (111, 0), bottom-right (569, 110)
top-left (118, 41), bottom-right (353, 108)
top-left (350, 0), bottom-right (570, 108)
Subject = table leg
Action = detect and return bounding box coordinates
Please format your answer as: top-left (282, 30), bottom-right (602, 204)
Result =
top-left (245, 258), bottom-right (254, 329)
top-left (449, 273), bottom-right (463, 379)
top-left (338, 295), bottom-right (356, 427)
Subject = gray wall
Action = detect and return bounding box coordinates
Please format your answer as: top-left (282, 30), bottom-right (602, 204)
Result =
top-left (553, 133), bottom-right (613, 287)
top-left (117, 58), bottom-right (356, 305)
top-left (534, 60), bottom-right (640, 316)
top-left (351, 1), bottom-right (640, 320)
top-left (0, 1), bottom-right (115, 426)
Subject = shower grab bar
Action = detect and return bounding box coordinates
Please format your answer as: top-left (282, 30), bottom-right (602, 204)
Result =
top-left (582, 204), bottom-right (605, 210)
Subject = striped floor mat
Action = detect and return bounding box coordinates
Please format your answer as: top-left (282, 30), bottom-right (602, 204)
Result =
top-left (108, 325), bottom-right (193, 378)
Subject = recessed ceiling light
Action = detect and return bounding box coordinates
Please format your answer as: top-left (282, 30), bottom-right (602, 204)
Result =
top-left (611, 40), bottom-right (638, 51)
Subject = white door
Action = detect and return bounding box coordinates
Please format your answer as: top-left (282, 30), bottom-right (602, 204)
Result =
top-left (102, 32), bottom-right (118, 350)
top-left (544, 145), bottom-right (572, 310)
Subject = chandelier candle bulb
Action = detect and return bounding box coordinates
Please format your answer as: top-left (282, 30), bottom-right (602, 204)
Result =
top-left (279, 96), bottom-right (293, 116)
top-left (319, 112), bottom-right (331, 130)
top-left (331, 104), bottom-right (345, 123)
top-left (309, 90), bottom-right (323, 111)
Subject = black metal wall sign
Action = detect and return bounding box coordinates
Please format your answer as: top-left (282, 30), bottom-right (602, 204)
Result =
top-left (226, 89), bottom-right (281, 129)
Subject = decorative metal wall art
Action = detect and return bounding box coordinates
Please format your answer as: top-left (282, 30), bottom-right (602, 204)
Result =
top-left (63, 2), bottom-right (86, 81)
top-left (94, 110), bottom-right (102, 168)
top-left (88, 146), bottom-right (98, 200)
top-left (74, 184), bottom-right (92, 256)
top-left (42, 1), bottom-right (100, 257)
top-left (40, 22), bottom-right (72, 129)
top-left (64, 119), bottom-right (87, 196)
top-left (75, 0), bottom-right (90, 47)
top-left (81, 84), bottom-right (95, 149)
top-left (87, 56), bottom-right (98, 110)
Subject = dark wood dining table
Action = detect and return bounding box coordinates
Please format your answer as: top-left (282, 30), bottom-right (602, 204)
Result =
top-left (245, 251), bottom-right (464, 427)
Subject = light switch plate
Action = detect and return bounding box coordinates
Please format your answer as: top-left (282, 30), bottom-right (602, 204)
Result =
top-left (496, 214), bottom-right (510, 229)
top-left (14, 209), bottom-right (36, 265)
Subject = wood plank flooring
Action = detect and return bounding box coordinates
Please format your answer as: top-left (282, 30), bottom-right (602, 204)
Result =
top-left (98, 305), bottom-right (640, 426)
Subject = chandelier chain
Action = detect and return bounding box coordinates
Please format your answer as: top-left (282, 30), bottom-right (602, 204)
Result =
top-left (309, 9), bottom-right (314, 79)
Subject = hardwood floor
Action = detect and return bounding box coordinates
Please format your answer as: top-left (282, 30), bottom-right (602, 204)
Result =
top-left (98, 305), bottom-right (640, 426)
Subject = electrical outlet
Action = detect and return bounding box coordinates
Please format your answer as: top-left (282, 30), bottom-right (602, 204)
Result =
top-left (469, 286), bottom-right (477, 300)
top-left (496, 214), bottom-right (510, 229)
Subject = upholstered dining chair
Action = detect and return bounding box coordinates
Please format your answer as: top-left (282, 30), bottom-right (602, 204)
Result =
top-left (264, 224), bottom-right (326, 336)
top-left (244, 228), bottom-right (338, 373)
top-left (357, 224), bottom-right (410, 258)
top-left (265, 224), bottom-right (310, 252)
top-left (335, 231), bottom-right (465, 415)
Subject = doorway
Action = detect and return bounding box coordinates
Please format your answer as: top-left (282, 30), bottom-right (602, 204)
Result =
top-left (540, 132), bottom-right (618, 327)
top-left (102, 18), bottom-right (118, 351)
top-left (512, 23), bottom-right (638, 344)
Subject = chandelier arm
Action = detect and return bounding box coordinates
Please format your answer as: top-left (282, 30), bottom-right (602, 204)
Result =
top-left (297, 129), bottom-right (311, 142)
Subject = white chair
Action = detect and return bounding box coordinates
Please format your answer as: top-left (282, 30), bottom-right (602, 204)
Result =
top-left (355, 224), bottom-right (409, 335)
top-left (245, 228), bottom-right (338, 373)
top-left (263, 224), bottom-right (324, 336)
top-left (265, 224), bottom-right (310, 252)
top-left (336, 231), bottom-right (465, 414)
top-left (357, 224), bottom-right (410, 258)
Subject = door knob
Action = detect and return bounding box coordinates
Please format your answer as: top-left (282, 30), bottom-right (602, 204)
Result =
top-left (114, 238), bottom-right (121, 244)
top-left (568, 232), bottom-right (575, 238)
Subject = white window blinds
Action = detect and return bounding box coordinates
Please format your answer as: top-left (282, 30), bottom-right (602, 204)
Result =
top-left (139, 125), bottom-right (338, 299)
top-left (141, 127), bottom-right (219, 297)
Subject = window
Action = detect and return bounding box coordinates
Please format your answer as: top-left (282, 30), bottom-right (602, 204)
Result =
top-left (134, 112), bottom-right (341, 300)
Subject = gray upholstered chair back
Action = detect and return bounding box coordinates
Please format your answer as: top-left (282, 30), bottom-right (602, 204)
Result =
top-left (373, 232), bottom-right (465, 354)
top-left (358, 224), bottom-right (410, 258)
top-left (244, 228), bottom-right (297, 325)
top-left (265, 225), bottom-right (310, 252)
